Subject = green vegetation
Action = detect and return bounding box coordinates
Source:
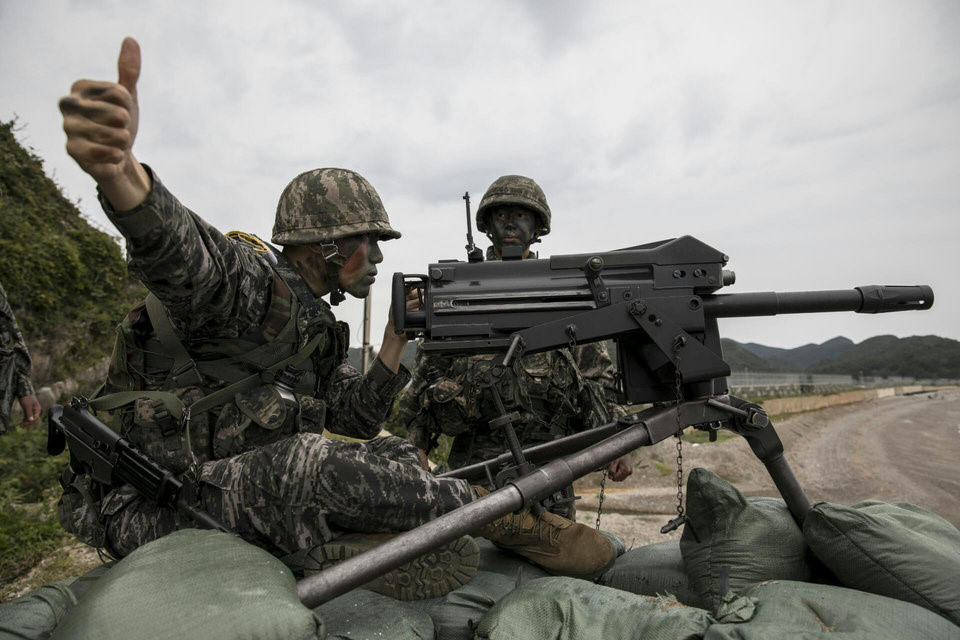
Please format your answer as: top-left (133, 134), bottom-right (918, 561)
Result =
top-left (0, 121), bottom-right (142, 597)
top-left (651, 460), bottom-right (674, 476)
top-left (0, 427), bottom-right (72, 588)
top-left (0, 120), bottom-right (144, 385)
top-left (813, 335), bottom-right (960, 379)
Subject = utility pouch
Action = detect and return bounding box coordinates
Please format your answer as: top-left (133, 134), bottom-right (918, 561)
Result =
top-left (428, 379), bottom-right (470, 436)
top-left (296, 395), bottom-right (327, 434)
top-left (127, 387), bottom-right (209, 474)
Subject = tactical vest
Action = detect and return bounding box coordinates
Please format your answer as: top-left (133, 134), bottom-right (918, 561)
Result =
top-left (87, 239), bottom-right (349, 477)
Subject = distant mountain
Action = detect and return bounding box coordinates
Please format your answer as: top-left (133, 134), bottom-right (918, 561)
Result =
top-left (743, 336), bottom-right (855, 370)
top-left (720, 339), bottom-right (786, 372)
top-left (812, 335), bottom-right (960, 379)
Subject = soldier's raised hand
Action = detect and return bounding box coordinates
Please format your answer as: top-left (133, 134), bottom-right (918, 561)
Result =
top-left (59, 37), bottom-right (151, 210)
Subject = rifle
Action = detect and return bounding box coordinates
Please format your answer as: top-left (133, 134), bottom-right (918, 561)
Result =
top-left (48, 398), bottom-right (229, 533)
top-left (299, 235), bottom-right (933, 607)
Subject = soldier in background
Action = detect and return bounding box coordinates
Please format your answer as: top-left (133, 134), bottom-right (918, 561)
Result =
top-left (56, 38), bottom-right (618, 597)
top-left (0, 282), bottom-right (41, 434)
top-left (396, 175), bottom-right (632, 519)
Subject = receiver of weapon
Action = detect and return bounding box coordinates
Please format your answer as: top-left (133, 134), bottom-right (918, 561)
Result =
top-left (391, 235), bottom-right (933, 404)
top-left (48, 399), bottom-right (229, 533)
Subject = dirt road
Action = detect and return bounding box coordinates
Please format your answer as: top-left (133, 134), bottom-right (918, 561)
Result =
top-left (574, 388), bottom-right (960, 547)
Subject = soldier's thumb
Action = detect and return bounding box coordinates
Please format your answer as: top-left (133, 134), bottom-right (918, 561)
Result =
top-left (117, 37), bottom-right (141, 96)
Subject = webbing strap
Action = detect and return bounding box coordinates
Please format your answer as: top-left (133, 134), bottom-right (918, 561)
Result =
top-left (88, 390), bottom-right (185, 419)
top-left (88, 331), bottom-right (326, 422)
top-left (145, 294), bottom-right (203, 387)
top-left (189, 331), bottom-right (325, 414)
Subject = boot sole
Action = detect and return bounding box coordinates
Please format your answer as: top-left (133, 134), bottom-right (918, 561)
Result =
top-left (304, 535), bottom-right (480, 601)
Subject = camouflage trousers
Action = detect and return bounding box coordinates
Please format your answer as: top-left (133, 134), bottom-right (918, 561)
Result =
top-left (104, 433), bottom-right (475, 558)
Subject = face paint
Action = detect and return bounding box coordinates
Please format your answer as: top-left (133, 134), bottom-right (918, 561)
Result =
top-left (337, 233), bottom-right (383, 297)
top-left (486, 205), bottom-right (537, 255)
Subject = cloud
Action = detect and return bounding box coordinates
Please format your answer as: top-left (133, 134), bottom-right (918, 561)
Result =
top-left (1, 0), bottom-right (956, 349)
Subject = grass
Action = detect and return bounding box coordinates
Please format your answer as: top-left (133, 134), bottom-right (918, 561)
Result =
top-left (0, 426), bottom-right (76, 594)
top-left (651, 460), bottom-right (674, 476)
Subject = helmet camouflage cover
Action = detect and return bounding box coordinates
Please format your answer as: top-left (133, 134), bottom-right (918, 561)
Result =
top-left (272, 168), bottom-right (401, 246)
top-left (476, 175), bottom-right (551, 236)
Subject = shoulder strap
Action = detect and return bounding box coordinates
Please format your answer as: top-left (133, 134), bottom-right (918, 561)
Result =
top-left (144, 294), bottom-right (203, 387)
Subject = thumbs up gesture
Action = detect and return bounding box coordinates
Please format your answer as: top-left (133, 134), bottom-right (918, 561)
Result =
top-left (59, 37), bottom-right (151, 210)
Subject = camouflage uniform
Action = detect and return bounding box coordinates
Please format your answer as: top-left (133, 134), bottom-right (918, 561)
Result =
top-left (0, 283), bottom-right (35, 434)
top-left (58, 168), bottom-right (475, 559)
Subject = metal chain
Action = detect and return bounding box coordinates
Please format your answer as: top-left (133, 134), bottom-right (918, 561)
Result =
top-left (672, 340), bottom-right (685, 521)
top-left (595, 467), bottom-right (608, 529)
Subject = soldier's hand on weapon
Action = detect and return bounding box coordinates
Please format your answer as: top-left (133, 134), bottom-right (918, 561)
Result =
top-left (59, 37), bottom-right (151, 211)
top-left (404, 284), bottom-right (422, 311)
top-left (380, 289), bottom-right (420, 373)
top-left (19, 394), bottom-right (41, 427)
top-left (606, 453), bottom-right (632, 481)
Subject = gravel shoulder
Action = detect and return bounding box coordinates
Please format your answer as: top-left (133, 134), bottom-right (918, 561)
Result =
top-left (575, 388), bottom-right (960, 546)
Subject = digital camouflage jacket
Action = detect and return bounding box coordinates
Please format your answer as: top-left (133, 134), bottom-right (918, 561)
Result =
top-left (0, 282), bottom-right (34, 433)
top-left (59, 169), bottom-right (410, 546)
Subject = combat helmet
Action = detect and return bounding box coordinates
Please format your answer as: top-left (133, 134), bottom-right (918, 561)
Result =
top-left (476, 175), bottom-right (551, 237)
top-left (272, 168), bottom-right (401, 246)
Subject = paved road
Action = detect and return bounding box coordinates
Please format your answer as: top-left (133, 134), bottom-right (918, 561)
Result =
top-left (575, 388), bottom-right (960, 545)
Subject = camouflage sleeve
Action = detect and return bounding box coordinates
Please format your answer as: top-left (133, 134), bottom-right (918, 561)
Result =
top-left (322, 358), bottom-right (411, 440)
top-left (0, 284), bottom-right (34, 398)
top-left (98, 167), bottom-right (272, 339)
top-left (396, 343), bottom-right (438, 451)
top-left (575, 341), bottom-right (626, 422)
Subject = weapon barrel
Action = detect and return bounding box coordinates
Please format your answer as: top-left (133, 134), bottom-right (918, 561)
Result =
top-left (702, 285), bottom-right (933, 318)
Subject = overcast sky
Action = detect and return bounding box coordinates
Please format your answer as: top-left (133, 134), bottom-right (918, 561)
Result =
top-left (2, 0), bottom-right (957, 349)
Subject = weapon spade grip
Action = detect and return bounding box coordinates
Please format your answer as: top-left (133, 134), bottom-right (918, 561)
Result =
top-left (856, 285), bottom-right (934, 313)
top-left (392, 273), bottom-right (428, 335)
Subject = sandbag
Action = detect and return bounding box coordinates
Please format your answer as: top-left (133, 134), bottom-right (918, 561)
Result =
top-left (0, 565), bottom-right (111, 640)
top-left (475, 576), bottom-right (713, 640)
top-left (804, 500), bottom-right (960, 626)
top-left (703, 580), bottom-right (960, 639)
top-left (413, 571), bottom-right (517, 640)
top-left (316, 589), bottom-right (434, 640)
top-left (680, 468), bottom-right (810, 612)
top-left (0, 581), bottom-right (76, 640)
top-left (474, 538), bottom-right (549, 580)
top-left (50, 529), bottom-right (321, 640)
top-left (599, 540), bottom-right (704, 608)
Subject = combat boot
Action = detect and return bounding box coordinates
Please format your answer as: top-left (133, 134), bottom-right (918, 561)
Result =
top-left (473, 488), bottom-right (616, 579)
top-left (297, 533), bottom-right (480, 601)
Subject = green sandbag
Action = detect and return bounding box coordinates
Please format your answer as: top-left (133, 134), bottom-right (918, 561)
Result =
top-left (410, 571), bottom-right (517, 640)
top-left (50, 529), bottom-right (321, 640)
top-left (703, 580), bottom-right (960, 639)
top-left (475, 538), bottom-right (548, 580)
top-left (680, 468), bottom-right (810, 612)
top-left (804, 500), bottom-right (960, 626)
top-left (475, 576), bottom-right (713, 640)
top-left (0, 565), bottom-right (112, 640)
top-left (0, 581), bottom-right (76, 640)
top-left (599, 540), bottom-right (704, 608)
top-left (316, 589), bottom-right (434, 639)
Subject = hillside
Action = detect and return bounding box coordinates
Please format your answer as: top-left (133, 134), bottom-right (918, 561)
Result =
top-left (812, 335), bottom-right (960, 379)
top-left (720, 338), bottom-right (785, 371)
top-left (0, 121), bottom-right (144, 385)
top-left (743, 336), bottom-right (854, 370)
